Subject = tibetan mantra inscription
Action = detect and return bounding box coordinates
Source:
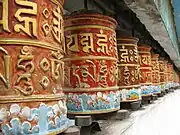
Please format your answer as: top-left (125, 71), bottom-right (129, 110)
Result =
top-left (63, 13), bottom-right (120, 114)
top-left (151, 54), bottom-right (161, 94)
top-left (0, 0), bottom-right (71, 134)
top-left (117, 37), bottom-right (141, 102)
top-left (138, 46), bottom-right (153, 96)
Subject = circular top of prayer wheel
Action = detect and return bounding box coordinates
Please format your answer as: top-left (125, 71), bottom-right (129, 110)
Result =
top-left (64, 10), bottom-right (117, 30)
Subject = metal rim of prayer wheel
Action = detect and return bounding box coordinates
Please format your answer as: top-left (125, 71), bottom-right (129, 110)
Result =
top-left (151, 54), bottom-right (161, 94)
top-left (63, 12), bottom-right (120, 114)
top-left (0, 0), bottom-right (71, 134)
top-left (117, 36), bottom-right (142, 102)
top-left (138, 45), bottom-right (153, 97)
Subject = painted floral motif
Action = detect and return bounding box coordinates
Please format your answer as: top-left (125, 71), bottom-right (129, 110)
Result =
top-left (168, 82), bottom-right (179, 88)
top-left (141, 86), bottom-right (153, 96)
top-left (159, 84), bottom-right (165, 92)
top-left (66, 91), bottom-right (120, 113)
top-left (165, 83), bottom-right (170, 89)
top-left (120, 88), bottom-right (141, 101)
top-left (1, 102), bottom-right (73, 135)
top-left (152, 85), bottom-right (161, 94)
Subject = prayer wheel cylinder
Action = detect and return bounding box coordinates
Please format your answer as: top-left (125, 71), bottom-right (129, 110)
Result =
top-left (159, 58), bottom-right (166, 92)
top-left (167, 64), bottom-right (173, 88)
top-left (117, 37), bottom-right (141, 102)
top-left (0, 0), bottom-right (71, 134)
top-left (151, 54), bottom-right (161, 94)
top-left (163, 60), bottom-right (169, 90)
top-left (138, 46), bottom-right (153, 96)
top-left (64, 13), bottom-right (120, 114)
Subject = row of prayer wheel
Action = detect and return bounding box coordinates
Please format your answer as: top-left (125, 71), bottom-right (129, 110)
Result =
top-left (63, 12), bottom-right (180, 115)
top-left (62, 13), bottom-right (179, 114)
top-left (0, 3), bottom-right (180, 134)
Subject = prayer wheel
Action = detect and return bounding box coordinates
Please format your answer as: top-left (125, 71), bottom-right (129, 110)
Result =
top-left (159, 58), bottom-right (166, 93)
top-left (163, 60), bottom-right (169, 90)
top-left (138, 46), bottom-right (153, 96)
top-left (167, 63), bottom-right (173, 89)
top-left (63, 12), bottom-right (120, 114)
top-left (176, 71), bottom-right (180, 87)
top-left (117, 37), bottom-right (141, 102)
top-left (0, 0), bottom-right (71, 134)
top-left (151, 54), bottom-right (161, 94)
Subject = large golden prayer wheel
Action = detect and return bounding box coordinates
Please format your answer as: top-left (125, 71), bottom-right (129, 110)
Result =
top-left (0, 0), bottom-right (71, 134)
top-left (117, 37), bottom-right (141, 102)
top-left (159, 58), bottom-right (166, 92)
top-left (151, 54), bottom-right (161, 94)
top-left (138, 46), bottom-right (153, 96)
top-left (63, 12), bottom-right (120, 114)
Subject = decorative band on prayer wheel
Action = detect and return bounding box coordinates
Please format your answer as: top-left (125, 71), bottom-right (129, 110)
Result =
top-left (151, 54), bottom-right (161, 94)
top-left (64, 12), bottom-right (120, 114)
top-left (0, 0), bottom-right (71, 134)
top-left (117, 37), bottom-right (141, 102)
top-left (138, 45), bottom-right (153, 96)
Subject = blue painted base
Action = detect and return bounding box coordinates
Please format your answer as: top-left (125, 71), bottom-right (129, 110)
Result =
top-left (141, 86), bottom-right (153, 96)
top-left (152, 85), bottom-right (161, 94)
top-left (1, 102), bottom-right (73, 135)
top-left (66, 91), bottom-right (121, 114)
top-left (120, 88), bottom-right (141, 102)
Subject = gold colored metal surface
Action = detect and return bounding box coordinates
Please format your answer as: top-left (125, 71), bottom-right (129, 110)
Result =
top-left (0, 0), bottom-right (10, 32)
top-left (51, 59), bottom-right (64, 81)
top-left (63, 56), bottom-right (117, 61)
top-left (63, 86), bottom-right (119, 92)
top-left (0, 47), bottom-right (10, 88)
top-left (140, 82), bottom-right (152, 85)
top-left (40, 58), bottom-right (50, 72)
top-left (118, 64), bottom-right (139, 67)
top-left (139, 55), bottom-right (151, 65)
top-left (119, 84), bottom-right (140, 89)
top-left (14, 0), bottom-right (37, 37)
top-left (65, 17), bottom-right (116, 27)
top-left (39, 76), bottom-right (50, 89)
top-left (0, 38), bottom-right (60, 50)
top-left (80, 33), bottom-right (95, 53)
top-left (66, 34), bottom-right (79, 52)
top-left (140, 67), bottom-right (152, 70)
top-left (0, 94), bottom-right (65, 103)
top-left (65, 25), bottom-right (115, 32)
top-left (15, 46), bottom-right (35, 96)
top-left (52, 6), bottom-right (63, 44)
top-left (51, 0), bottom-right (64, 10)
top-left (96, 30), bottom-right (109, 54)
